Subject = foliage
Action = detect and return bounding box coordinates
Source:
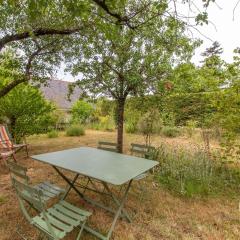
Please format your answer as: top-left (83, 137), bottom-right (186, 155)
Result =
top-left (47, 130), bottom-right (59, 138)
top-left (125, 121), bottom-right (138, 134)
top-left (90, 115), bottom-right (115, 132)
top-left (66, 124), bottom-right (85, 136)
top-left (156, 144), bottom-right (240, 197)
top-left (0, 83), bottom-right (54, 142)
top-left (71, 100), bottom-right (93, 124)
top-left (161, 126), bottom-right (181, 138)
top-left (137, 109), bottom-right (162, 145)
top-left (67, 2), bottom-right (197, 152)
top-left (185, 120), bottom-right (198, 138)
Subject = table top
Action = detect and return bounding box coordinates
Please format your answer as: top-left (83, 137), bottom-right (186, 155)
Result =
top-left (31, 147), bottom-right (158, 185)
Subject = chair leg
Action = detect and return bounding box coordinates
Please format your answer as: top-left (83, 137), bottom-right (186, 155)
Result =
top-left (25, 145), bottom-right (29, 157)
top-left (76, 220), bottom-right (86, 240)
top-left (12, 153), bottom-right (17, 162)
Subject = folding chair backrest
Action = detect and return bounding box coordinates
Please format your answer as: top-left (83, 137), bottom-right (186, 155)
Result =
top-left (130, 143), bottom-right (155, 158)
top-left (98, 141), bottom-right (118, 152)
top-left (0, 125), bottom-right (13, 149)
top-left (12, 177), bottom-right (62, 240)
top-left (6, 160), bottom-right (29, 183)
top-left (12, 177), bottom-right (44, 214)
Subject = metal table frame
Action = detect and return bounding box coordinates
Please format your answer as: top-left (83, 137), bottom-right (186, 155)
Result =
top-left (31, 147), bottom-right (158, 240)
top-left (53, 166), bottom-right (132, 240)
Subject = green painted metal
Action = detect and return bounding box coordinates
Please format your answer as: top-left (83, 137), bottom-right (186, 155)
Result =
top-left (7, 161), bottom-right (64, 202)
top-left (32, 147), bottom-right (158, 185)
top-left (98, 141), bottom-right (118, 152)
top-left (130, 143), bottom-right (155, 157)
top-left (12, 177), bottom-right (91, 240)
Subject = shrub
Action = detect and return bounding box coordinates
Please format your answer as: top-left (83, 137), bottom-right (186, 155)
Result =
top-left (66, 125), bottom-right (85, 136)
top-left (90, 115), bottom-right (115, 131)
top-left (137, 109), bottom-right (163, 145)
top-left (71, 100), bottom-right (93, 124)
top-left (47, 130), bottom-right (59, 138)
top-left (125, 122), bottom-right (137, 134)
top-left (161, 126), bottom-right (181, 138)
top-left (185, 120), bottom-right (198, 137)
top-left (156, 144), bottom-right (240, 197)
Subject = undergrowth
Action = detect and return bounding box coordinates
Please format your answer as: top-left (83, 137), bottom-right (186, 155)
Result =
top-left (153, 144), bottom-right (240, 197)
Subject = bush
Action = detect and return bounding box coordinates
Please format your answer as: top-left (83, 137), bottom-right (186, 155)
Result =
top-left (137, 109), bottom-right (163, 145)
top-left (184, 120), bottom-right (198, 137)
top-left (161, 126), bottom-right (181, 138)
top-left (156, 144), bottom-right (240, 197)
top-left (47, 130), bottom-right (59, 138)
top-left (90, 115), bottom-right (115, 132)
top-left (125, 122), bottom-right (137, 134)
top-left (71, 100), bottom-right (93, 124)
top-left (66, 125), bottom-right (85, 136)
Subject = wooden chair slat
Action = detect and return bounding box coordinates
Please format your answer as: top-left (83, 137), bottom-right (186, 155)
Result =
top-left (33, 216), bottom-right (66, 238)
top-left (60, 200), bottom-right (91, 217)
top-left (47, 208), bottom-right (79, 226)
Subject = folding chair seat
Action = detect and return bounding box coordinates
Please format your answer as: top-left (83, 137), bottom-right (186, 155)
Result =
top-left (12, 177), bottom-right (91, 240)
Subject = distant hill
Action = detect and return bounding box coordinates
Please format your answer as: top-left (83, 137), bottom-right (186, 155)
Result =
top-left (40, 79), bottom-right (81, 111)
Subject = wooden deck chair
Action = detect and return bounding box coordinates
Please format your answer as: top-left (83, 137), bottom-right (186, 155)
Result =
top-left (0, 150), bottom-right (16, 163)
top-left (98, 141), bottom-right (118, 152)
top-left (0, 125), bottom-right (29, 157)
top-left (7, 160), bottom-right (65, 202)
top-left (12, 177), bottom-right (91, 240)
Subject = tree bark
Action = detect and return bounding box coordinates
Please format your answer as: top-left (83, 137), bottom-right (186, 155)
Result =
top-left (0, 28), bottom-right (81, 52)
top-left (116, 98), bottom-right (125, 153)
top-left (0, 78), bottom-right (26, 98)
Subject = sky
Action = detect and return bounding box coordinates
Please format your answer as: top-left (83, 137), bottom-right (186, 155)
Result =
top-left (57, 1), bottom-right (240, 81)
top-left (191, 0), bottom-right (240, 65)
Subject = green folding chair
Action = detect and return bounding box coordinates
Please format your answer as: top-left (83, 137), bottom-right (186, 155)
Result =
top-left (130, 143), bottom-right (155, 180)
top-left (7, 160), bottom-right (65, 202)
top-left (12, 177), bottom-right (91, 240)
top-left (98, 141), bottom-right (118, 152)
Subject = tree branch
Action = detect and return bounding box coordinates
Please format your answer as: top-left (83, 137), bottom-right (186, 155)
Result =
top-left (0, 28), bottom-right (81, 52)
top-left (92, 0), bottom-right (133, 28)
top-left (0, 40), bottom-right (58, 98)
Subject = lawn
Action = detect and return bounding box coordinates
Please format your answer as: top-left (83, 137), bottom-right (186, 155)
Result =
top-left (0, 130), bottom-right (240, 240)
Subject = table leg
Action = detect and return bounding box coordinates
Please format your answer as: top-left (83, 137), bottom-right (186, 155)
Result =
top-left (106, 180), bottom-right (132, 239)
top-left (84, 180), bottom-right (133, 240)
top-left (53, 167), bottom-right (85, 200)
top-left (101, 182), bottom-right (132, 223)
top-left (53, 166), bottom-right (133, 240)
top-left (62, 173), bottom-right (79, 200)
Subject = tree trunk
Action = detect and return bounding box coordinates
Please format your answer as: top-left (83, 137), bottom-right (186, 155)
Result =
top-left (116, 98), bottom-right (125, 153)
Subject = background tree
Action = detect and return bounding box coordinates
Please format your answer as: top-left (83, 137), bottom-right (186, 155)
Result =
top-left (0, 84), bottom-right (54, 142)
top-left (67, 2), bottom-right (198, 152)
top-left (0, 0), bottom-right (215, 98)
top-left (71, 100), bottom-right (94, 124)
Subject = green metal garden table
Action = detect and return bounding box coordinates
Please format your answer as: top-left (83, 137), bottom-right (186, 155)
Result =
top-left (31, 147), bottom-right (158, 240)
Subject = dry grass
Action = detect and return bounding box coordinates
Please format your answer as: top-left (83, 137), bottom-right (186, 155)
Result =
top-left (0, 130), bottom-right (240, 240)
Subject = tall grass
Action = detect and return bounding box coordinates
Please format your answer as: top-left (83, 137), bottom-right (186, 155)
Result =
top-left (154, 144), bottom-right (240, 197)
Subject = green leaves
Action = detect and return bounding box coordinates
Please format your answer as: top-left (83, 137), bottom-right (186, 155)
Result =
top-left (0, 83), bottom-right (54, 141)
top-left (71, 100), bottom-right (94, 124)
